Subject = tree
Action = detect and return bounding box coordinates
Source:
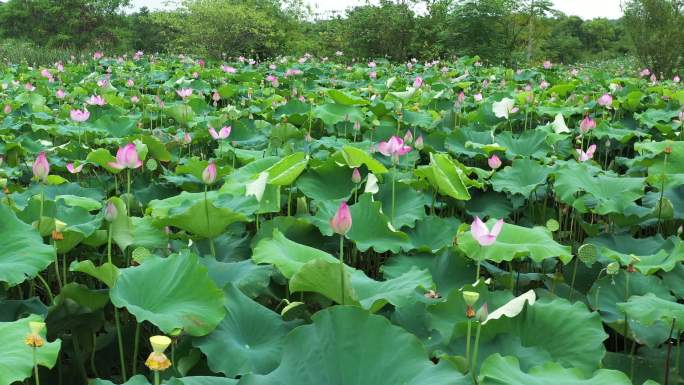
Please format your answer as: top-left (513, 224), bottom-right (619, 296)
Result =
top-left (623, 0), bottom-right (684, 76)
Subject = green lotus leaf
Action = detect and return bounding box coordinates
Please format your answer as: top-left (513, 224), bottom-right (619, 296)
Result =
top-left (588, 234), bottom-right (684, 275)
top-left (314, 103), bottom-right (364, 125)
top-left (445, 127), bottom-right (495, 158)
top-left (69, 260), bottom-right (120, 288)
top-left (201, 258), bottom-right (273, 297)
top-left (327, 89), bottom-right (369, 106)
top-left (495, 130), bottom-right (550, 159)
top-left (405, 216), bottom-right (460, 252)
top-left (0, 315), bottom-right (61, 385)
top-left (633, 141), bottom-right (684, 188)
top-left (458, 219), bottom-right (572, 264)
top-left (382, 250), bottom-right (475, 293)
top-left (347, 193), bottom-right (412, 253)
top-left (166, 103), bottom-right (196, 125)
top-left (479, 354), bottom-right (631, 385)
top-left (148, 191), bottom-right (256, 239)
top-left (193, 285), bottom-right (298, 377)
top-left (465, 191), bottom-right (515, 219)
top-left (238, 306), bottom-right (469, 385)
top-left (252, 229), bottom-right (338, 278)
top-left (377, 178), bottom-right (430, 229)
top-left (110, 253), bottom-right (226, 336)
top-left (331, 145), bottom-right (388, 174)
top-left (490, 158), bottom-right (551, 198)
top-left (0, 204), bottom-right (54, 286)
top-left (618, 294), bottom-right (684, 332)
top-left (415, 153), bottom-right (471, 200)
top-left (296, 159), bottom-right (354, 201)
top-left (266, 152), bottom-right (308, 185)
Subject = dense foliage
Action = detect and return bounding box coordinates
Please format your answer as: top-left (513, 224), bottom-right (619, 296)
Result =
top-left (0, 50), bottom-right (683, 385)
top-left (2, 0), bottom-right (678, 71)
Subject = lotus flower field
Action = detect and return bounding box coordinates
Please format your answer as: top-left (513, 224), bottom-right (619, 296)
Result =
top-left (1, 53), bottom-right (683, 385)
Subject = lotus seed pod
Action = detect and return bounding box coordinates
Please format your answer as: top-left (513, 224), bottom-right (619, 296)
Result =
top-left (546, 219), bottom-right (560, 232)
top-left (577, 244), bottom-right (598, 265)
top-left (462, 291), bottom-right (480, 306)
top-left (606, 262), bottom-right (620, 275)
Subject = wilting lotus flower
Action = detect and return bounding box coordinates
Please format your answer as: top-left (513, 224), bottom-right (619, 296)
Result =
top-left (488, 155), bottom-right (502, 169)
top-left (70, 108), bottom-right (90, 122)
top-left (471, 217), bottom-right (504, 246)
top-left (351, 168), bottom-right (361, 183)
top-left (108, 143), bottom-right (142, 170)
top-left (493, 98), bottom-right (517, 119)
top-left (56, 89), bottom-right (65, 99)
top-left (209, 126), bottom-right (231, 140)
top-left (87, 95), bottom-right (106, 106)
top-left (202, 162), bottom-right (217, 185)
top-left (577, 144), bottom-right (597, 162)
top-left (176, 88), bottom-right (192, 99)
top-left (579, 116), bottom-right (596, 133)
top-left (378, 136), bottom-right (411, 162)
top-left (597, 93), bottom-right (613, 107)
top-left (330, 202), bottom-right (352, 235)
top-left (413, 76), bottom-right (423, 88)
top-left (66, 163), bottom-right (84, 174)
top-left (33, 152), bottom-right (50, 182)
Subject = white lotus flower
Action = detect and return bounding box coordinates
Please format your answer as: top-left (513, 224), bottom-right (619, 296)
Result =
top-left (246, 172), bottom-right (269, 202)
top-left (552, 113), bottom-right (570, 134)
top-left (493, 98), bottom-right (516, 119)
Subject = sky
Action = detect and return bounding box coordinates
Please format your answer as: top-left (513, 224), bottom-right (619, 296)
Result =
top-left (129, 0), bottom-right (624, 20)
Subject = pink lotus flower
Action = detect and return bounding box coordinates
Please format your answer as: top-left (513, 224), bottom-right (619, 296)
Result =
top-left (108, 143), bottom-right (142, 170)
top-left (55, 62), bottom-right (64, 72)
top-left (202, 162), bottom-right (217, 185)
top-left (70, 109), bottom-right (90, 122)
top-left (3, 105), bottom-right (11, 114)
top-left (87, 95), bottom-right (106, 106)
top-left (209, 126), bottom-right (231, 140)
top-left (368, 61), bottom-right (376, 68)
top-left (25, 83), bottom-right (35, 91)
top-left (176, 88), bottom-right (193, 99)
top-left (576, 144), bottom-right (597, 162)
top-left (40, 69), bottom-right (51, 78)
top-left (97, 79), bottom-right (108, 88)
top-left (540, 80), bottom-right (549, 90)
top-left (369, 71), bottom-right (377, 79)
top-left (134, 50), bottom-right (143, 60)
top-left (126, 79), bottom-right (135, 87)
top-left (378, 136), bottom-right (411, 162)
top-left (330, 201), bottom-right (352, 235)
top-left (66, 163), bottom-right (84, 174)
top-left (131, 96), bottom-right (139, 104)
top-left (56, 89), bottom-right (65, 99)
top-left (543, 60), bottom-right (552, 69)
top-left (488, 155), bottom-right (502, 169)
top-left (93, 51), bottom-right (103, 60)
top-left (474, 93), bottom-right (483, 102)
top-left (640, 68), bottom-right (651, 77)
top-left (471, 217), bottom-right (504, 246)
top-left (674, 75), bottom-right (681, 83)
top-left (32, 152), bottom-right (50, 182)
top-left (597, 93), bottom-right (613, 107)
top-left (579, 116), bottom-right (596, 133)
top-left (221, 65), bottom-right (237, 73)
top-left (212, 91), bottom-right (220, 102)
top-left (351, 168), bottom-right (362, 183)
top-left (570, 69), bottom-right (579, 76)
top-left (458, 92), bottom-right (466, 104)
top-left (413, 76), bottom-right (423, 88)
top-left (178, 131), bottom-right (192, 144)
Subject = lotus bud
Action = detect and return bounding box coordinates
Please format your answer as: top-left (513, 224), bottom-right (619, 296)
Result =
top-left (488, 155), bottom-right (502, 170)
top-left (606, 262), bottom-right (620, 275)
top-left (330, 202), bottom-right (352, 235)
top-left (104, 201), bottom-right (118, 222)
top-left (414, 135), bottom-right (424, 150)
top-left (476, 303), bottom-right (489, 323)
top-left (202, 162), bottom-right (217, 185)
top-left (351, 168), bottom-right (361, 184)
top-left (404, 130), bottom-right (413, 144)
top-left (32, 152), bottom-right (50, 182)
top-left (24, 321), bottom-right (46, 347)
top-left (145, 335), bottom-right (172, 372)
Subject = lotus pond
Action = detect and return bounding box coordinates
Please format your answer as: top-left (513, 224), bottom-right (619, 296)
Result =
top-left (1, 54), bottom-right (683, 385)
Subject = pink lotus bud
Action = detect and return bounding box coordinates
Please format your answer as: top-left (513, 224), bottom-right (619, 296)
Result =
top-left (413, 76), bottom-right (423, 88)
top-left (488, 155), bottom-right (502, 169)
top-left (458, 92), bottom-right (466, 103)
top-left (3, 105), bottom-right (11, 114)
top-left (579, 116), bottom-right (596, 133)
top-left (404, 130), bottom-right (413, 144)
top-left (330, 202), bottom-right (352, 235)
top-left (33, 152), bottom-right (50, 182)
top-left (543, 60), bottom-right (552, 69)
top-left (369, 71), bottom-right (377, 79)
top-left (351, 168), bottom-right (361, 184)
top-left (212, 91), bottom-right (220, 102)
top-left (131, 96), bottom-right (139, 104)
top-left (127, 79), bottom-right (135, 87)
top-left (674, 75), bottom-right (681, 83)
top-left (202, 162), bottom-right (217, 185)
top-left (56, 89), bottom-right (65, 99)
top-left (474, 93), bottom-right (483, 102)
top-left (414, 135), bottom-right (424, 150)
top-left (104, 201), bottom-right (118, 222)
top-left (540, 80), bottom-right (549, 90)
top-left (93, 51), bottom-right (103, 60)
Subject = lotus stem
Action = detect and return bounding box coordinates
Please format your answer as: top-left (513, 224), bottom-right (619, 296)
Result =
top-left (154, 372), bottom-right (160, 385)
top-left (107, 224), bottom-right (113, 264)
top-left (38, 185), bottom-right (44, 234)
top-left (204, 185), bottom-right (215, 257)
top-left (114, 308), bottom-right (127, 381)
top-left (471, 322), bottom-right (482, 384)
top-left (665, 319), bottom-right (676, 385)
top-left (656, 152), bottom-right (669, 233)
top-left (33, 346), bottom-right (40, 385)
top-left (569, 257), bottom-right (579, 301)
top-left (391, 165), bottom-right (396, 226)
top-left (34, 274), bottom-right (54, 304)
top-left (132, 322), bottom-right (141, 375)
top-left (126, 169), bottom-right (131, 217)
top-left (339, 234), bottom-right (345, 305)
top-left (465, 319), bottom-right (472, 363)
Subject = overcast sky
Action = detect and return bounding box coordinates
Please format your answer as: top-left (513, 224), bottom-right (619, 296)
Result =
top-left (130, 0), bottom-right (624, 19)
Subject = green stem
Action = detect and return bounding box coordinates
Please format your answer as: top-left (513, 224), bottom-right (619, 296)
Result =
top-left (35, 274), bottom-right (54, 304)
top-left (475, 260), bottom-right (481, 282)
top-left (90, 333), bottom-right (99, 378)
top-left (154, 372), bottom-right (160, 385)
top-left (656, 153), bottom-right (669, 233)
top-left (33, 347), bottom-right (40, 385)
top-left (126, 169), bottom-right (131, 217)
top-left (569, 258), bottom-right (579, 301)
top-left (204, 186), bottom-right (215, 257)
top-left (114, 307), bottom-right (127, 381)
top-left (107, 224), bottom-right (113, 264)
top-left (471, 322), bottom-right (482, 384)
top-left (52, 239), bottom-right (62, 290)
top-left (132, 322), bottom-right (141, 375)
top-left (466, 319), bottom-right (472, 363)
top-left (38, 185), bottom-right (44, 234)
top-left (339, 234), bottom-right (345, 305)
top-left (391, 165), bottom-right (396, 226)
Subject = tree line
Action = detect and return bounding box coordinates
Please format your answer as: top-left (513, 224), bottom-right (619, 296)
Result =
top-left (0, 0), bottom-right (682, 75)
